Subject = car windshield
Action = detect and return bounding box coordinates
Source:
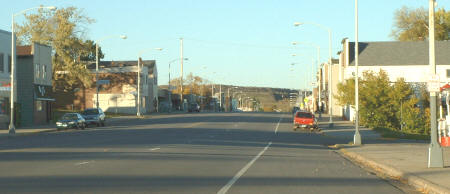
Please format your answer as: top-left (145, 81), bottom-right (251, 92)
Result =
top-left (296, 112), bottom-right (313, 118)
top-left (83, 109), bottom-right (99, 115)
top-left (62, 114), bottom-right (78, 120)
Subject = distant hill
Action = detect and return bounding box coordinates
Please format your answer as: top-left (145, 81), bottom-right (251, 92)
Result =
top-left (160, 84), bottom-right (306, 112)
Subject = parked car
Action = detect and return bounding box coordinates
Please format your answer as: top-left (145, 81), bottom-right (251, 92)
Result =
top-left (188, 103), bottom-right (200, 112)
top-left (293, 111), bottom-right (318, 131)
top-left (81, 108), bottom-right (106, 127)
top-left (56, 113), bottom-right (86, 130)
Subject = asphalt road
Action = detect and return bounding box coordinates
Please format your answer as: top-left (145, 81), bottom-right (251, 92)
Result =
top-left (0, 112), bottom-right (406, 194)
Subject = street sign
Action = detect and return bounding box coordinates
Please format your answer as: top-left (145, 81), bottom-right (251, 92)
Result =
top-left (97, 80), bottom-right (110, 85)
top-left (311, 82), bottom-right (317, 87)
top-left (428, 74), bottom-right (441, 92)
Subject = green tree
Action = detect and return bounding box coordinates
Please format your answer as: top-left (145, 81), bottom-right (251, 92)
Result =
top-left (334, 77), bottom-right (356, 106)
top-left (391, 6), bottom-right (450, 41)
top-left (15, 7), bottom-right (101, 90)
top-left (358, 70), bottom-right (392, 128)
top-left (335, 70), bottom-right (429, 134)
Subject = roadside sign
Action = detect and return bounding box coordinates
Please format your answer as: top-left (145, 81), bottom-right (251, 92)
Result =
top-left (97, 80), bottom-right (110, 85)
top-left (428, 74), bottom-right (441, 92)
top-left (311, 82), bottom-right (317, 87)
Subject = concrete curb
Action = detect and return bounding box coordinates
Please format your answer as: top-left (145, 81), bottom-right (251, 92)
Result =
top-left (339, 148), bottom-right (450, 194)
top-left (0, 128), bottom-right (58, 137)
top-left (0, 116), bottom-right (135, 138)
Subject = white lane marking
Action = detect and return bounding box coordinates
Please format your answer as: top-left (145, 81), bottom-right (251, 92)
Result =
top-left (217, 141), bottom-right (272, 194)
top-left (75, 161), bottom-right (90, 166)
top-left (149, 148), bottom-right (160, 151)
top-left (274, 116), bottom-right (283, 134)
top-left (217, 115), bottom-right (283, 194)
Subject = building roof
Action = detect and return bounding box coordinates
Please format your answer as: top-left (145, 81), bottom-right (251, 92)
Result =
top-left (0, 29), bottom-right (11, 35)
top-left (348, 41), bottom-right (450, 66)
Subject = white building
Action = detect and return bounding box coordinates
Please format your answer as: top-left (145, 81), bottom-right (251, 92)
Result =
top-left (0, 29), bottom-right (15, 128)
top-left (335, 38), bottom-right (450, 120)
top-left (79, 60), bottom-right (158, 115)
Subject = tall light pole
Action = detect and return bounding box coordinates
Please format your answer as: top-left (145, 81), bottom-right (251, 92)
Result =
top-left (292, 41), bottom-right (320, 112)
top-left (292, 54), bottom-right (317, 111)
top-left (168, 58), bottom-right (188, 112)
top-left (137, 48), bottom-right (163, 117)
top-left (180, 38), bottom-right (184, 110)
top-left (294, 21), bottom-right (333, 127)
top-left (95, 35), bottom-right (127, 110)
top-left (427, 0), bottom-right (443, 168)
top-left (9, 6), bottom-right (56, 135)
top-left (227, 86), bottom-right (238, 112)
top-left (354, 0), bottom-right (362, 145)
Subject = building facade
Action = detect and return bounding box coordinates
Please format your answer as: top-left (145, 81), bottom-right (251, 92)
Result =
top-left (0, 29), bottom-right (14, 128)
top-left (16, 43), bottom-right (53, 126)
top-left (61, 60), bottom-right (158, 115)
top-left (336, 39), bottom-right (450, 120)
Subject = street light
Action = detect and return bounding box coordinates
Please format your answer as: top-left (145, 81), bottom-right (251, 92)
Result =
top-left (9, 6), bottom-right (57, 135)
top-left (291, 54), bottom-right (317, 108)
top-left (291, 41), bottom-right (321, 112)
top-left (137, 48), bottom-right (163, 117)
top-left (294, 21), bottom-right (334, 127)
top-left (353, 0), bottom-right (362, 145)
top-left (427, 0), bottom-right (443, 168)
top-left (168, 58), bottom-right (188, 112)
top-left (227, 86), bottom-right (239, 112)
top-left (95, 35), bottom-right (127, 111)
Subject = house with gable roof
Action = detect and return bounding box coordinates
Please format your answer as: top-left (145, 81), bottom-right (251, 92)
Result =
top-left (334, 38), bottom-right (450, 120)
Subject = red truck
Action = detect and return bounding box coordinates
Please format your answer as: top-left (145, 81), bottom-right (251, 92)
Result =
top-left (293, 111), bottom-right (318, 131)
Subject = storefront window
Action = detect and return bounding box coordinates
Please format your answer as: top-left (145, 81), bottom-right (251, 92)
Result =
top-left (0, 98), bottom-right (7, 115)
top-left (36, 101), bottom-right (43, 112)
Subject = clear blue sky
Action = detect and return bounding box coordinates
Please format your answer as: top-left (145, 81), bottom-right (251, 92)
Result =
top-left (1, 0), bottom-right (447, 90)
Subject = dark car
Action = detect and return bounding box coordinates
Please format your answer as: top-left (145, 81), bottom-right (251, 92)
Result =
top-left (56, 113), bottom-right (86, 130)
top-left (81, 108), bottom-right (106, 127)
top-left (188, 103), bottom-right (200, 112)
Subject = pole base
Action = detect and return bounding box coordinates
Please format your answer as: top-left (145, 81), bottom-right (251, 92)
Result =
top-left (428, 143), bottom-right (444, 168)
top-left (328, 122), bottom-right (334, 128)
top-left (353, 131), bottom-right (362, 145)
top-left (8, 124), bottom-right (15, 135)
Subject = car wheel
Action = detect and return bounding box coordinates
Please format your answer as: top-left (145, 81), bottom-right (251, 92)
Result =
top-left (101, 121), bottom-right (105, 127)
top-left (81, 123), bottom-right (85, 130)
top-left (96, 122), bottom-right (100, 127)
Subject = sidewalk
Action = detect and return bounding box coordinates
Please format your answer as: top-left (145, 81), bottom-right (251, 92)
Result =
top-left (0, 116), bottom-right (140, 137)
top-left (319, 114), bottom-right (450, 194)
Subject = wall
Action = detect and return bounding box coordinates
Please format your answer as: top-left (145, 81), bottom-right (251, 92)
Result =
top-left (344, 65), bottom-right (450, 84)
top-left (331, 62), bottom-right (342, 116)
top-left (32, 43), bottom-right (52, 86)
top-left (0, 30), bottom-right (13, 128)
top-left (17, 56), bottom-right (34, 126)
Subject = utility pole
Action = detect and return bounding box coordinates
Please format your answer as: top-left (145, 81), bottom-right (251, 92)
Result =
top-left (212, 84), bottom-right (215, 112)
top-left (180, 38), bottom-right (184, 110)
top-left (219, 84), bottom-right (222, 112)
top-left (427, 0), bottom-right (444, 168)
